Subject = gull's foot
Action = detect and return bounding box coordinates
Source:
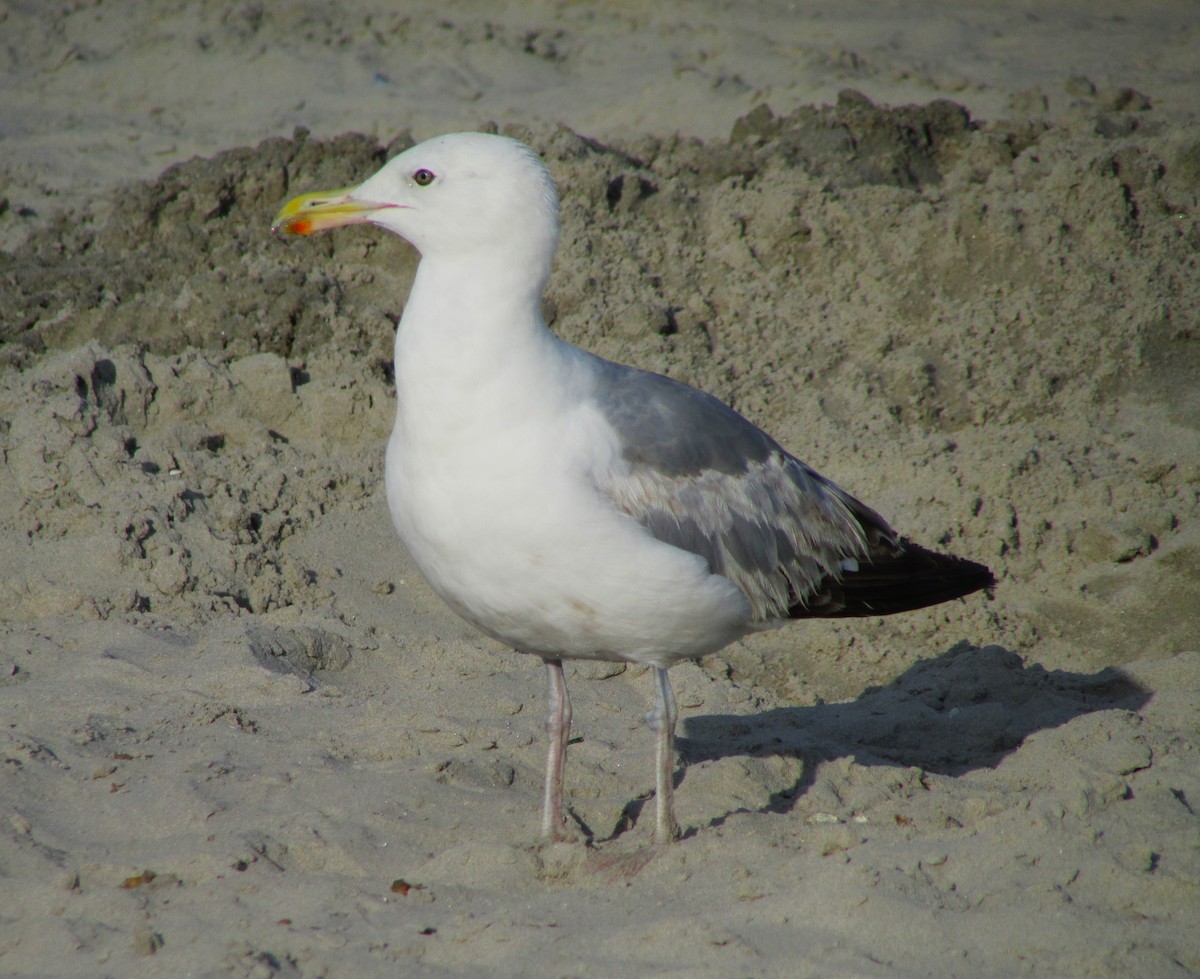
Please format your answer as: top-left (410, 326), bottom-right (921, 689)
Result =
top-left (544, 822), bottom-right (579, 844)
top-left (654, 808), bottom-right (681, 846)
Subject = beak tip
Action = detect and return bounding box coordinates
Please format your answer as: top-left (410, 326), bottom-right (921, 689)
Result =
top-left (270, 186), bottom-right (369, 238)
top-left (271, 216), bottom-right (310, 237)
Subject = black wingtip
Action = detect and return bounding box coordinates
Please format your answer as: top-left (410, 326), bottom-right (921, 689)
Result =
top-left (789, 537), bottom-right (996, 620)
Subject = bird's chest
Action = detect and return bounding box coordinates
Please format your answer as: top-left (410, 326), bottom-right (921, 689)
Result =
top-left (383, 417), bottom-right (609, 652)
top-left (383, 368), bottom-right (597, 594)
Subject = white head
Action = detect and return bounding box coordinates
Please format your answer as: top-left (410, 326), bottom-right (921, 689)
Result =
top-left (273, 133), bottom-right (561, 273)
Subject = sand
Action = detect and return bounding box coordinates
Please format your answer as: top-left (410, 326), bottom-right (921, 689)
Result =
top-left (1, 2), bottom-right (1198, 976)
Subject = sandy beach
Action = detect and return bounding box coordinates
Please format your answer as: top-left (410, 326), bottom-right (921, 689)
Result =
top-left (2, 2), bottom-right (1198, 976)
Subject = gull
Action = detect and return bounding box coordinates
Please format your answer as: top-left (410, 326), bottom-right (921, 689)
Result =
top-left (273, 132), bottom-right (994, 844)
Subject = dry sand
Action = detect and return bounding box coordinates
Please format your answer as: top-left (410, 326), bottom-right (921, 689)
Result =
top-left (2, 2), bottom-right (1198, 976)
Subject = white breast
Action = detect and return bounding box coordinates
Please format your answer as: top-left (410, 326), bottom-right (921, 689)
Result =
top-left (382, 334), bottom-right (752, 666)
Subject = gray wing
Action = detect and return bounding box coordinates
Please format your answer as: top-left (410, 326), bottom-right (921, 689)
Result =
top-left (590, 359), bottom-right (897, 621)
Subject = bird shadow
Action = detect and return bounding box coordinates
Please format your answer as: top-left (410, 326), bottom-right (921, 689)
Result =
top-left (666, 640), bottom-right (1150, 833)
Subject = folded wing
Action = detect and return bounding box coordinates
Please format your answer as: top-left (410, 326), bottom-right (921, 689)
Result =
top-left (591, 360), bottom-right (994, 622)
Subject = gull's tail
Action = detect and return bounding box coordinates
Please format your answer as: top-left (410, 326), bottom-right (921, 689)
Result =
top-left (790, 537), bottom-right (996, 619)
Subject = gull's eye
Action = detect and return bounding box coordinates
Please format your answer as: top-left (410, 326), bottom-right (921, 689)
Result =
top-left (413, 168), bottom-right (436, 187)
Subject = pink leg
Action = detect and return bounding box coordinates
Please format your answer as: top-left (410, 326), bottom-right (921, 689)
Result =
top-left (541, 658), bottom-right (574, 841)
top-left (648, 666), bottom-right (681, 844)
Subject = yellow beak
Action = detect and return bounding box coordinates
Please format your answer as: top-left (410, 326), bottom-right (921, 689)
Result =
top-left (271, 187), bottom-right (393, 236)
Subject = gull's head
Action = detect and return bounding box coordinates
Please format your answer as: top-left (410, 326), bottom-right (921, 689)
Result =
top-left (273, 132), bottom-right (560, 265)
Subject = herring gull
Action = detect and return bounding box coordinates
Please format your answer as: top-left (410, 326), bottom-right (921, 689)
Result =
top-left (272, 132), bottom-right (995, 844)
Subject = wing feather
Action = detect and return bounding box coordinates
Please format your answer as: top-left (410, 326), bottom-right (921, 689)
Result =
top-left (587, 358), bottom-right (895, 620)
top-left (601, 451), bottom-right (887, 620)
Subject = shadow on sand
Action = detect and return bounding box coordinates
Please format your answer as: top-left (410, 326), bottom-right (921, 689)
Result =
top-left (662, 641), bottom-right (1151, 832)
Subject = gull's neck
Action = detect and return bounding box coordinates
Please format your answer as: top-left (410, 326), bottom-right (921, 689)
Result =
top-left (399, 249), bottom-right (552, 353)
top-left (391, 249), bottom-right (565, 427)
